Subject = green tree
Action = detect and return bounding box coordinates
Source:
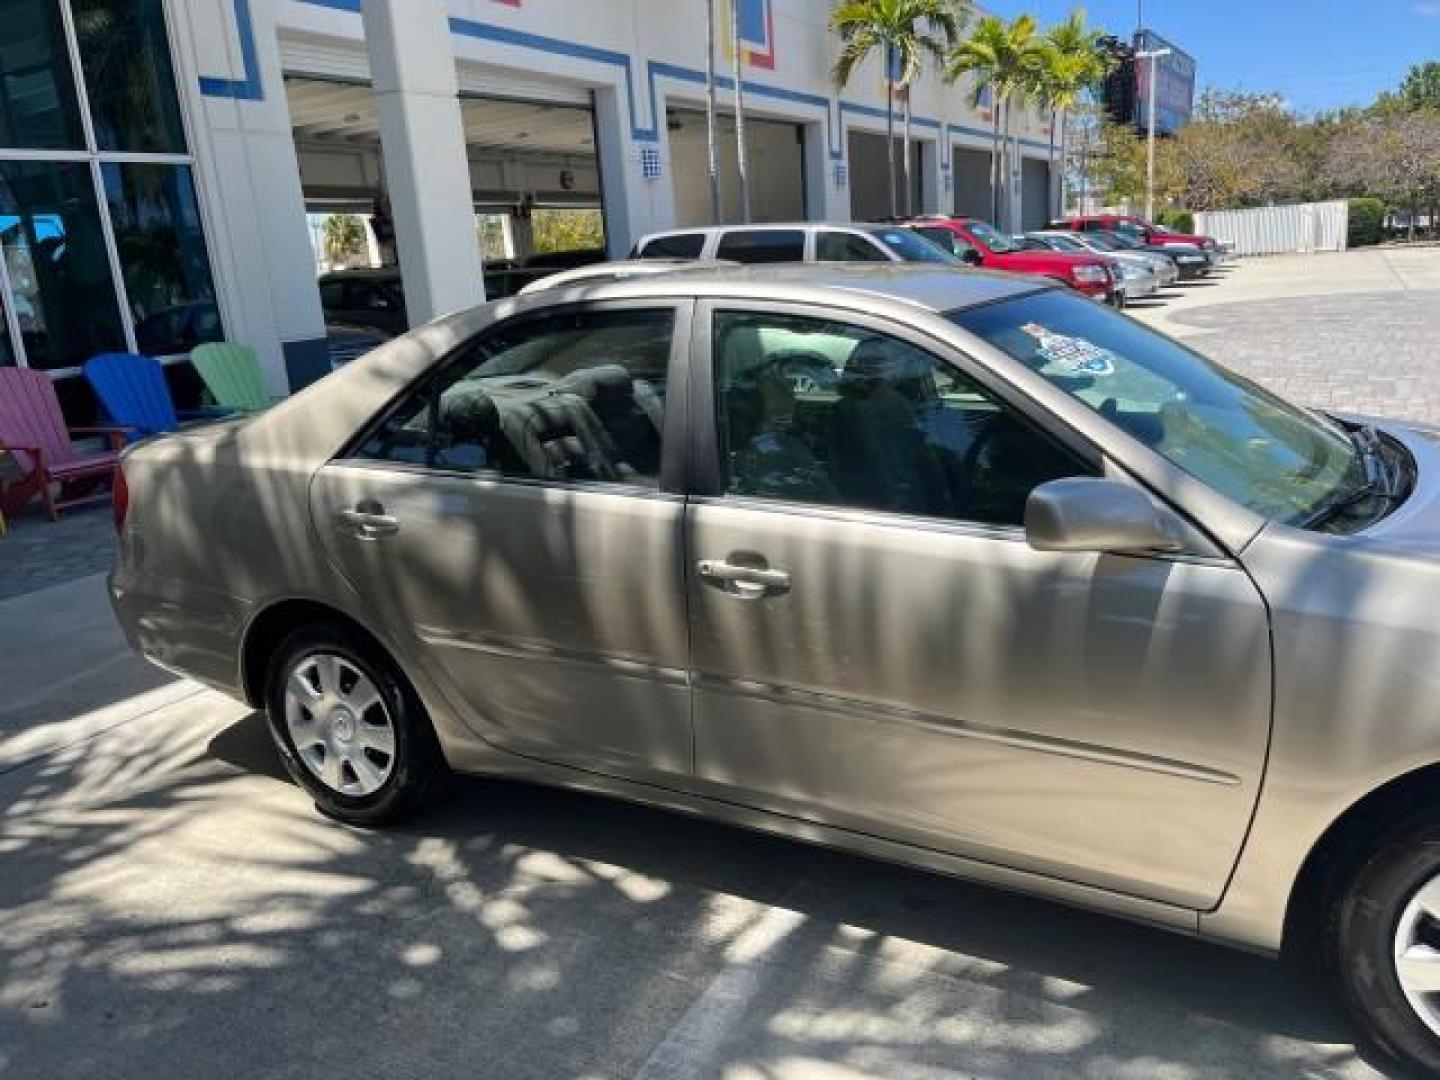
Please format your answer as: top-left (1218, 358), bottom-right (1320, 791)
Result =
top-left (1034, 9), bottom-right (1112, 214)
top-left (321, 214), bottom-right (367, 266)
top-left (531, 209), bottom-right (605, 254)
top-left (946, 14), bottom-right (1042, 226)
top-left (1088, 119), bottom-right (1147, 204)
top-left (829, 0), bottom-right (966, 218)
top-left (1401, 62), bottom-right (1440, 112)
top-left (1324, 110), bottom-right (1440, 240)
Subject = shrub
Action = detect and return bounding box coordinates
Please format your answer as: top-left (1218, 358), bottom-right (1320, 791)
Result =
top-left (1347, 198), bottom-right (1386, 247)
top-left (1157, 209), bottom-right (1195, 234)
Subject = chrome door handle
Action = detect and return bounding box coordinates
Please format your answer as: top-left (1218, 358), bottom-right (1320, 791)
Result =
top-left (696, 559), bottom-right (791, 598)
top-left (337, 508), bottom-right (400, 538)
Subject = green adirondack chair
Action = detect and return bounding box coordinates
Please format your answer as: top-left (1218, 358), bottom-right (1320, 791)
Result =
top-left (191, 343), bottom-right (282, 413)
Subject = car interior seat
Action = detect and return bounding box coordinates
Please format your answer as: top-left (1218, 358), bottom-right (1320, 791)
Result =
top-left (829, 336), bottom-right (954, 517)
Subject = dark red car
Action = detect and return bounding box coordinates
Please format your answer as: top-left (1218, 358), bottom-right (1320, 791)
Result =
top-left (904, 217), bottom-right (1123, 306)
top-left (1048, 214), bottom-right (1228, 261)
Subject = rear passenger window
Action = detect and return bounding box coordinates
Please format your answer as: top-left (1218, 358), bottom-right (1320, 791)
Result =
top-left (355, 309), bottom-right (674, 486)
top-left (639, 233), bottom-right (706, 258)
top-left (715, 230), bottom-right (805, 264)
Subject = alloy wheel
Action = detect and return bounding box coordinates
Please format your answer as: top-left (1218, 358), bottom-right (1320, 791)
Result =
top-left (283, 652), bottom-right (396, 797)
top-left (1394, 873), bottom-right (1440, 1039)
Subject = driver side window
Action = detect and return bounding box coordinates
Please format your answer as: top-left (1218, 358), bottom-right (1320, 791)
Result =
top-left (713, 311), bottom-right (1092, 526)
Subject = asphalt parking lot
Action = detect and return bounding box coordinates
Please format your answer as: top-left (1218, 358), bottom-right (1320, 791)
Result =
top-left (5, 247), bottom-right (1440, 1080)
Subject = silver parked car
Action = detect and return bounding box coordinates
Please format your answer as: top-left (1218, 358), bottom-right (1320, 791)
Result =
top-left (111, 264), bottom-right (1440, 1074)
top-left (1028, 229), bottom-right (1180, 286)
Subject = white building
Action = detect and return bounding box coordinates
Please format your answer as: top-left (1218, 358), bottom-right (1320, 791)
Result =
top-left (0, 0), bottom-right (1060, 413)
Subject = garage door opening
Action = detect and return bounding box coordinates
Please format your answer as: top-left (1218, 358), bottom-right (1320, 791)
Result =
top-left (667, 108), bottom-right (806, 226)
top-left (847, 130), bottom-right (922, 221)
top-left (1020, 157), bottom-right (1053, 231)
top-left (285, 75), bottom-right (605, 356)
top-left (952, 146), bottom-right (993, 221)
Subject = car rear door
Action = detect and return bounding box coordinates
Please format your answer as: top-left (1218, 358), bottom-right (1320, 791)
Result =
top-left (682, 299), bottom-right (1272, 910)
top-left (311, 300), bottom-right (696, 782)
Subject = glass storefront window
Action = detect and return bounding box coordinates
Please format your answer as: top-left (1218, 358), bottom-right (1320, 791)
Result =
top-left (70, 0), bottom-right (186, 154)
top-left (102, 162), bottom-right (221, 356)
top-left (0, 159), bottom-right (127, 370)
top-left (0, 0), bottom-right (85, 150)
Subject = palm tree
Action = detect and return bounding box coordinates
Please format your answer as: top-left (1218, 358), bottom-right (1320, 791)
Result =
top-left (946, 14), bottom-right (1041, 227)
top-left (1035, 10), bottom-right (1112, 217)
top-left (830, 0), bottom-right (966, 218)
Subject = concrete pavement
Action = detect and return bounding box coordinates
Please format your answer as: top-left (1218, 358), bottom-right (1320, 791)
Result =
top-left (0, 573), bottom-right (1393, 1079)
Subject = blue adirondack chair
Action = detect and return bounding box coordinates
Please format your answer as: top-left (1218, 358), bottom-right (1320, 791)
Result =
top-left (83, 352), bottom-right (226, 438)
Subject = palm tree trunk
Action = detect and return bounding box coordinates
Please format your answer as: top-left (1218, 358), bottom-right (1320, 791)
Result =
top-left (1048, 109), bottom-right (1058, 219)
top-left (1058, 109), bottom-right (1069, 215)
top-left (903, 91), bottom-right (914, 217)
top-left (886, 79), bottom-right (897, 219)
top-left (990, 100), bottom-right (1001, 224)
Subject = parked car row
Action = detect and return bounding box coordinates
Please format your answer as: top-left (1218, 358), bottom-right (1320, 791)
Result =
top-left (318, 215), bottom-right (1226, 372)
top-left (628, 212), bottom-right (1229, 313)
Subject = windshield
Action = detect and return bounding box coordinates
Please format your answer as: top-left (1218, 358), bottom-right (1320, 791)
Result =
top-left (965, 220), bottom-right (1023, 253)
top-left (1039, 233), bottom-right (1086, 253)
top-left (1098, 230), bottom-right (1140, 249)
top-left (869, 227), bottom-right (960, 264)
top-left (1083, 234), bottom-right (1120, 251)
top-left (949, 291), bottom-right (1366, 526)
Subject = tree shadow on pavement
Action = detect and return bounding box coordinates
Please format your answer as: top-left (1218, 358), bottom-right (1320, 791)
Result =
top-left (0, 700), bottom-right (1400, 1080)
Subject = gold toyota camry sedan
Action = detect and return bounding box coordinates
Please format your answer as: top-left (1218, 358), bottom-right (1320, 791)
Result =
top-left (111, 264), bottom-right (1440, 1073)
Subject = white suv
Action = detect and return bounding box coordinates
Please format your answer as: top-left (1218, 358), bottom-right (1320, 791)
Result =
top-left (632, 222), bottom-right (963, 265)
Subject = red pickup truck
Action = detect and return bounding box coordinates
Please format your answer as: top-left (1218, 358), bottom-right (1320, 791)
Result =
top-left (904, 217), bottom-right (1123, 306)
top-left (1048, 214), bottom-right (1227, 261)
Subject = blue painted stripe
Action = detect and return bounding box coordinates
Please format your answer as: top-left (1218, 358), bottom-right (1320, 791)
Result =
top-left (280, 0), bottom-right (1056, 156)
top-left (198, 0), bottom-right (264, 100)
top-left (447, 17), bottom-right (652, 140)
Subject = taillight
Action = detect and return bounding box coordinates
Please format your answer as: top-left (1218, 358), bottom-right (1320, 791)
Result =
top-left (113, 465), bottom-right (129, 534)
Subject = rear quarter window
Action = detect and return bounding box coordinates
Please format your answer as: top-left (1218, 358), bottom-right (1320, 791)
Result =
top-left (639, 233), bottom-right (707, 259)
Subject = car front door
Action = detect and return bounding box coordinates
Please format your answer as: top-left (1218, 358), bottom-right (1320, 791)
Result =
top-left (683, 302), bottom-right (1272, 909)
top-left (311, 301), bottom-right (695, 781)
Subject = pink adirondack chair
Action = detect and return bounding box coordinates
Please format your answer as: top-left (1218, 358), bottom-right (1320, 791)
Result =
top-left (0, 368), bottom-right (129, 521)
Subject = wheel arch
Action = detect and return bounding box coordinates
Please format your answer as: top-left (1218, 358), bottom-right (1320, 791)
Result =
top-left (240, 598), bottom-right (398, 709)
top-left (1284, 762), bottom-right (1440, 957)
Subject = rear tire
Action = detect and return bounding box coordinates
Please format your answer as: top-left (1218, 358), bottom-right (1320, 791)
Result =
top-left (1331, 824), bottom-right (1440, 1076)
top-left (264, 622), bottom-right (444, 825)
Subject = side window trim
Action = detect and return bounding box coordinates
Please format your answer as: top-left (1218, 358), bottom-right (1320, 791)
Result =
top-left (686, 298), bottom-right (1103, 512)
top-left (338, 299), bottom-right (694, 497)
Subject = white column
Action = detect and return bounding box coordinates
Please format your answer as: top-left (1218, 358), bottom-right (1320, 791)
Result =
top-left (361, 0), bottom-right (483, 323)
top-left (595, 85), bottom-right (674, 257)
top-left (919, 139), bottom-right (943, 216)
top-left (181, 0), bottom-right (327, 392)
top-left (803, 121), bottom-right (847, 221)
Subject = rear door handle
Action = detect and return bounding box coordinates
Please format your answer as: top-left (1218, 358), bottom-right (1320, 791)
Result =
top-left (337, 507), bottom-right (400, 538)
top-left (696, 559), bottom-right (791, 598)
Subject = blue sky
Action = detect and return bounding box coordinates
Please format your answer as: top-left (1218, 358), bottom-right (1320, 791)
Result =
top-left (983, 1), bottom-right (1440, 114)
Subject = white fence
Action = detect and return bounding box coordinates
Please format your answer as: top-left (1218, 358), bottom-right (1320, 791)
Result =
top-left (1192, 201), bottom-right (1349, 256)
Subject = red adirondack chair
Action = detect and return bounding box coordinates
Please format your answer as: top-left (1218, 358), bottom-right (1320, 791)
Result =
top-left (0, 368), bottom-right (129, 521)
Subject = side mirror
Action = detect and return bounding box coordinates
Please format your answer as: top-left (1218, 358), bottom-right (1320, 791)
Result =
top-left (960, 247), bottom-right (983, 266)
top-left (1025, 478), bottom-right (1184, 554)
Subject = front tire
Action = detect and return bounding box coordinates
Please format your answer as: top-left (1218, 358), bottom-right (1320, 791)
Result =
top-left (1332, 825), bottom-right (1440, 1076)
top-left (265, 623), bottom-right (444, 825)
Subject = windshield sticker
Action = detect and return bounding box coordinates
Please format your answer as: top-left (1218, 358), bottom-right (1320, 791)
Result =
top-left (1020, 323), bottom-right (1116, 376)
